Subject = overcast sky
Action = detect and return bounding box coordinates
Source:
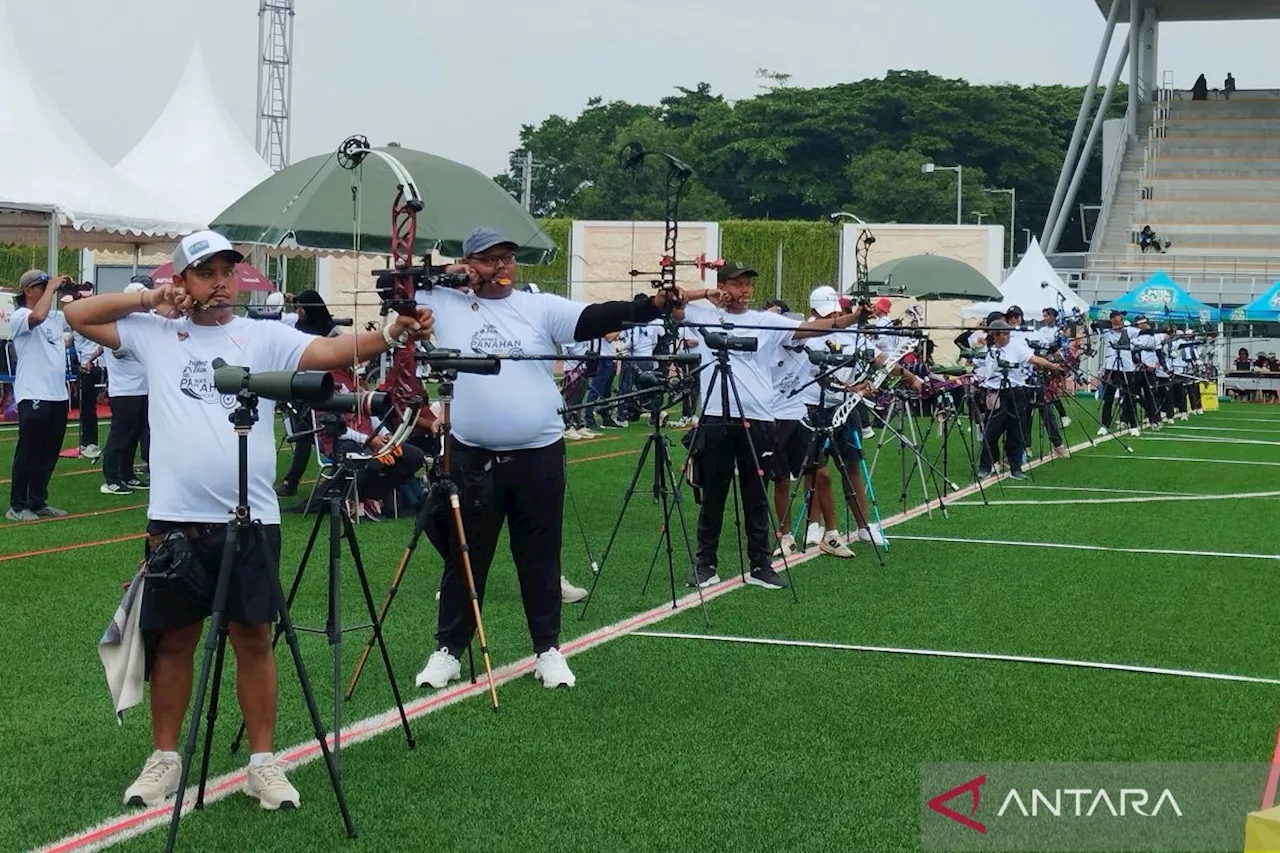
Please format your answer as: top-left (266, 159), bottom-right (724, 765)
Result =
top-left (10, 0), bottom-right (1280, 178)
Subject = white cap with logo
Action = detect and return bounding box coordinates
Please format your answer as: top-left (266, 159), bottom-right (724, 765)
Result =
top-left (173, 230), bottom-right (244, 275)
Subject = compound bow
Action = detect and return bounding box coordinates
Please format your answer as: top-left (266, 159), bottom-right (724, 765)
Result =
top-left (334, 134), bottom-right (428, 459)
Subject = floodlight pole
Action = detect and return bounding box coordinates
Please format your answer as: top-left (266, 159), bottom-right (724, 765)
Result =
top-left (985, 187), bottom-right (1017, 269)
top-left (921, 163), bottom-right (962, 224)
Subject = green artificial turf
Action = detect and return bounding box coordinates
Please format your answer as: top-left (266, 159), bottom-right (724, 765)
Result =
top-left (1, 405), bottom-right (1277, 852)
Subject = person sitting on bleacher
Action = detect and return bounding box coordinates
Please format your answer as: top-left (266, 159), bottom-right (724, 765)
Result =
top-left (1138, 225), bottom-right (1168, 253)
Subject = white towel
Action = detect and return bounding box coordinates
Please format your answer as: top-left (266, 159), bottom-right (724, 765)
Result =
top-left (98, 569), bottom-right (147, 724)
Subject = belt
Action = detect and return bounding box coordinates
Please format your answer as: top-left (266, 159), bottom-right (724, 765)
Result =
top-left (145, 524), bottom-right (219, 550)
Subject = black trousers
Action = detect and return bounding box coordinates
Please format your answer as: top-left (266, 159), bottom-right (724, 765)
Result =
top-left (103, 395), bottom-right (148, 486)
top-left (980, 387), bottom-right (1028, 472)
top-left (280, 407), bottom-right (313, 486)
top-left (1099, 370), bottom-right (1137, 428)
top-left (78, 366), bottom-right (101, 448)
top-left (434, 439), bottom-right (565, 657)
top-left (334, 439), bottom-right (425, 504)
top-left (690, 417), bottom-right (774, 571)
top-left (1188, 379), bottom-right (1203, 410)
top-left (1134, 370), bottom-right (1161, 425)
top-left (10, 399), bottom-right (68, 511)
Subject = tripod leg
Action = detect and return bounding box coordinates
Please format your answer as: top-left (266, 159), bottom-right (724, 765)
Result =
top-left (446, 493), bottom-right (499, 712)
top-left (195, 629), bottom-right (230, 808)
top-left (342, 506), bottom-right (415, 748)
top-left (346, 492), bottom-right (434, 701)
top-left (232, 505), bottom-right (323, 753)
top-left (253, 522), bottom-right (358, 838)
top-left (164, 522), bottom-right (242, 853)
top-left (327, 495), bottom-right (343, 775)
top-left (580, 435), bottom-right (656, 619)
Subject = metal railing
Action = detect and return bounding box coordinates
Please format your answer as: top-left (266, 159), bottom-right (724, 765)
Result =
top-left (1065, 268), bottom-right (1280, 308)
top-left (1092, 111), bottom-right (1131, 254)
top-left (1085, 251), bottom-right (1280, 279)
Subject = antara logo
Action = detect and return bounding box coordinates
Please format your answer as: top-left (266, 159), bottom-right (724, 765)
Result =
top-left (928, 775), bottom-right (1183, 834)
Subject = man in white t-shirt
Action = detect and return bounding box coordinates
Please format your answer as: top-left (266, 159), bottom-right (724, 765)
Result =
top-left (7, 270), bottom-right (74, 521)
top-left (100, 282), bottom-right (153, 496)
top-left (411, 227), bottom-right (685, 692)
top-left (677, 265), bottom-right (877, 591)
top-left (975, 320), bottom-right (1061, 479)
top-left (65, 230), bottom-right (433, 812)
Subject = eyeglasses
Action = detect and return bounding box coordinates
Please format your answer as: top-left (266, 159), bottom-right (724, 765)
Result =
top-left (471, 252), bottom-right (517, 267)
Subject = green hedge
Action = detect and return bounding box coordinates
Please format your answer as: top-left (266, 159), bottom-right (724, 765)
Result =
top-left (0, 244), bottom-right (80, 286)
top-left (521, 218), bottom-right (839, 308)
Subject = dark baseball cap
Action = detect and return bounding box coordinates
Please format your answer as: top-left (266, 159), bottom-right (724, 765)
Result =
top-left (717, 261), bottom-right (758, 282)
top-left (463, 227), bottom-right (517, 257)
top-left (1109, 309), bottom-right (1126, 318)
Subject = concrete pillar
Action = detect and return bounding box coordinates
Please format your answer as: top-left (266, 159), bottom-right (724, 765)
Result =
top-left (1127, 0), bottom-right (1140, 134)
top-left (1140, 7), bottom-right (1159, 96)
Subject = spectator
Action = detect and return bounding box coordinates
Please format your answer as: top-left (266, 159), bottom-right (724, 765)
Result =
top-left (1224, 73), bottom-right (1237, 100)
top-left (1235, 348), bottom-right (1253, 371)
top-left (1192, 74), bottom-right (1209, 101)
top-left (1138, 226), bottom-right (1167, 253)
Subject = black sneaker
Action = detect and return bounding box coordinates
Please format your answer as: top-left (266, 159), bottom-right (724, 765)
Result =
top-left (275, 481), bottom-right (298, 497)
top-left (746, 566), bottom-right (788, 590)
top-left (976, 468), bottom-right (992, 479)
top-left (685, 565), bottom-right (720, 589)
top-left (126, 478), bottom-right (149, 490)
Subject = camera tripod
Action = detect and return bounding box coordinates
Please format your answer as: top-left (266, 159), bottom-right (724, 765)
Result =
top-left (165, 390), bottom-right (354, 853)
top-left (226, 431), bottom-right (416, 765)
top-left (924, 382), bottom-right (990, 506)
top-left (572, 368), bottom-right (710, 620)
top-left (345, 370), bottom-right (499, 711)
top-left (679, 338), bottom-right (800, 601)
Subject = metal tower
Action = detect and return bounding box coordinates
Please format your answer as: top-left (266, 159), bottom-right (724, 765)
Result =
top-left (256, 0), bottom-right (295, 172)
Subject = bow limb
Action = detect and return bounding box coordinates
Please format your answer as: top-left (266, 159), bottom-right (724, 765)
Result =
top-left (335, 136), bottom-right (429, 458)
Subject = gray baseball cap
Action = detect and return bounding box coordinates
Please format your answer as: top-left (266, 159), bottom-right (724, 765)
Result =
top-left (173, 230), bottom-right (244, 274)
top-left (18, 269), bottom-right (51, 289)
top-left (463, 227), bottom-right (517, 257)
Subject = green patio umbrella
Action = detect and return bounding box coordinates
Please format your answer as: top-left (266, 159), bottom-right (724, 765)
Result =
top-left (210, 142), bottom-right (556, 263)
top-left (867, 254), bottom-right (1002, 301)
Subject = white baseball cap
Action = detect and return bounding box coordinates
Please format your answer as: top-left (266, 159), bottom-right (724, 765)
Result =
top-left (809, 285), bottom-right (841, 318)
top-left (265, 291), bottom-right (285, 310)
top-left (123, 282), bottom-right (148, 294)
top-left (173, 230), bottom-right (244, 275)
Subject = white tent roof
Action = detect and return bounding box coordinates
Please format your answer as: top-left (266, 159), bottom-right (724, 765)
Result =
top-left (0, 0), bottom-right (202, 245)
top-left (116, 46), bottom-right (273, 227)
top-left (960, 238), bottom-right (1091, 319)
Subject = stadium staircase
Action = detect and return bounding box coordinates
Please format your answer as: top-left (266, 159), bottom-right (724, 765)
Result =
top-left (1088, 89), bottom-right (1280, 290)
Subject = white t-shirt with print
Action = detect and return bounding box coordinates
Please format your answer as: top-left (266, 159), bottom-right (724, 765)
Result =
top-left (11, 307), bottom-right (69, 403)
top-left (416, 287), bottom-right (585, 451)
top-left (770, 344), bottom-right (811, 421)
top-left (976, 338), bottom-right (1035, 389)
top-left (72, 331), bottom-right (101, 369)
top-left (682, 302), bottom-right (799, 421)
top-left (116, 314), bottom-right (311, 523)
top-left (800, 330), bottom-right (874, 408)
top-left (627, 319), bottom-right (664, 360)
top-left (104, 347), bottom-right (148, 397)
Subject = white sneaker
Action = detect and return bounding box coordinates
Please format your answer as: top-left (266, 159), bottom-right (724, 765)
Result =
top-left (856, 524), bottom-right (887, 546)
top-left (80, 444), bottom-right (102, 459)
top-left (534, 648), bottom-right (576, 688)
top-left (1060, 416), bottom-right (1072, 428)
top-left (1096, 426), bottom-right (1109, 436)
top-left (415, 648), bottom-right (462, 689)
top-left (819, 532), bottom-right (854, 559)
top-left (1129, 427), bottom-right (1140, 437)
top-left (861, 426), bottom-right (875, 440)
top-left (124, 750), bottom-right (182, 807)
top-left (804, 522), bottom-right (822, 549)
top-left (560, 575), bottom-right (588, 604)
top-left (772, 533), bottom-right (798, 558)
top-left (564, 427), bottom-right (583, 441)
top-left (579, 428), bottom-right (600, 439)
top-left (245, 757), bottom-right (301, 810)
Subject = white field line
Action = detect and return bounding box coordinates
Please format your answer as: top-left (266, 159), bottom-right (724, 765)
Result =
top-left (1167, 425), bottom-right (1279, 435)
top-left (951, 490), bottom-right (1280, 507)
top-left (1007, 485), bottom-right (1197, 497)
top-left (34, 430), bottom-right (1117, 853)
top-left (891, 534), bottom-right (1280, 562)
top-left (1139, 434), bottom-right (1280, 448)
top-left (1108, 455), bottom-right (1280, 467)
top-left (632, 631), bottom-right (1280, 687)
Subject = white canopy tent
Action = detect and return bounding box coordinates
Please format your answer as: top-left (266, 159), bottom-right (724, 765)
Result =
top-left (0, 0), bottom-right (202, 257)
top-left (116, 46), bottom-right (272, 227)
top-left (961, 238), bottom-right (1090, 320)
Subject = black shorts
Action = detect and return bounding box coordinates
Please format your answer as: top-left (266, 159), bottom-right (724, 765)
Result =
top-left (771, 419), bottom-right (809, 481)
top-left (140, 520), bottom-right (282, 637)
top-left (803, 405), bottom-right (864, 467)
